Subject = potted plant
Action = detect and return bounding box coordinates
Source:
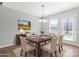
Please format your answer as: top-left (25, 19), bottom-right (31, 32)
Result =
top-left (32, 33), bottom-right (35, 35)
top-left (41, 31), bottom-right (44, 34)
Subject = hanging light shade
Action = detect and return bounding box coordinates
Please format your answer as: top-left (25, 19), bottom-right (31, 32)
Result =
top-left (39, 4), bottom-right (48, 23)
top-left (39, 18), bottom-right (43, 22)
top-left (39, 18), bottom-right (48, 22)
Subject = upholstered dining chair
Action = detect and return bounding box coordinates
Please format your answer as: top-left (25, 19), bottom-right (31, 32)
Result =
top-left (41, 37), bottom-right (58, 57)
top-left (9, 46), bottom-right (24, 57)
top-left (19, 36), bottom-right (36, 56)
top-left (56, 35), bottom-right (63, 53)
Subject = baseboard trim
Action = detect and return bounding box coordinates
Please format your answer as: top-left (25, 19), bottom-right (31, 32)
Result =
top-left (0, 43), bottom-right (14, 48)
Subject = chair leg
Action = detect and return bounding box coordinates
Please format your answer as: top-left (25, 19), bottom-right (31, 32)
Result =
top-left (40, 49), bottom-right (42, 56)
top-left (55, 51), bottom-right (57, 57)
top-left (50, 53), bottom-right (52, 57)
top-left (34, 49), bottom-right (36, 56)
top-left (61, 45), bottom-right (63, 51)
top-left (20, 49), bottom-right (23, 56)
top-left (59, 46), bottom-right (61, 53)
top-left (25, 52), bottom-right (27, 57)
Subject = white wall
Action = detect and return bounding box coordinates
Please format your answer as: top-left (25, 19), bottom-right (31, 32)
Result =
top-left (0, 6), bottom-right (40, 48)
top-left (46, 7), bottom-right (79, 47)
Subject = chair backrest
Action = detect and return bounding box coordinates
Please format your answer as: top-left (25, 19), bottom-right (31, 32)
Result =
top-left (58, 35), bottom-right (63, 46)
top-left (51, 37), bottom-right (58, 51)
top-left (16, 34), bottom-right (26, 46)
top-left (19, 36), bottom-right (27, 49)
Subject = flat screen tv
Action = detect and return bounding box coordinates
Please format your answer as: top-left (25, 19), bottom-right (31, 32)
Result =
top-left (18, 20), bottom-right (31, 30)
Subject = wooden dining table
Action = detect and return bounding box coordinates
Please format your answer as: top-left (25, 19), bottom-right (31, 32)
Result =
top-left (26, 35), bottom-right (53, 57)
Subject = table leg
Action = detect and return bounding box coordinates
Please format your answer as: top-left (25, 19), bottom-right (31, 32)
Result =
top-left (36, 43), bottom-right (41, 57)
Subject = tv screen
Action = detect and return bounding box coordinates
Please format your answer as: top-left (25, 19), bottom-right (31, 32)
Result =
top-left (18, 20), bottom-right (31, 30)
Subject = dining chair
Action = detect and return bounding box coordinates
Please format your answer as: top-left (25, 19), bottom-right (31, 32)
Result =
top-left (16, 34), bottom-right (27, 46)
top-left (56, 35), bottom-right (63, 53)
top-left (19, 36), bottom-right (36, 56)
top-left (41, 37), bottom-right (58, 57)
top-left (10, 46), bottom-right (23, 57)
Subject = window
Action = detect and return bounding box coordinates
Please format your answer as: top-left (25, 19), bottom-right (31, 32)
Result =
top-left (49, 18), bottom-right (59, 34)
top-left (63, 16), bottom-right (73, 41)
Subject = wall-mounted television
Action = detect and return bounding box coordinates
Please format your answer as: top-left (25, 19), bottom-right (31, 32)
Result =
top-left (18, 20), bottom-right (31, 30)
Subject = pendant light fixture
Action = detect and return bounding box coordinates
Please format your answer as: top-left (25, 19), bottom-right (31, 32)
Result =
top-left (39, 4), bottom-right (48, 22)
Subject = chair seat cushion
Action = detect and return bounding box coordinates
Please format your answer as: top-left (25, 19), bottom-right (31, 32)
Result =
top-left (27, 44), bottom-right (36, 52)
top-left (21, 44), bottom-right (36, 52)
top-left (41, 43), bottom-right (58, 53)
top-left (41, 43), bottom-right (52, 53)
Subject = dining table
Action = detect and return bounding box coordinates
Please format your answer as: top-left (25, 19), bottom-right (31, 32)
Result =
top-left (26, 34), bottom-right (53, 57)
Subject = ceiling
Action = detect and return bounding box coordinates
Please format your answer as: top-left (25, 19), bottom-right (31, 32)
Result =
top-left (3, 2), bottom-right (79, 17)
